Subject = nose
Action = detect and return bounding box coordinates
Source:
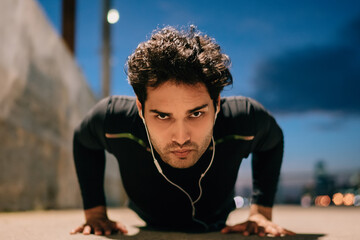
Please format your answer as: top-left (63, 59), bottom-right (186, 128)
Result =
top-left (171, 120), bottom-right (190, 146)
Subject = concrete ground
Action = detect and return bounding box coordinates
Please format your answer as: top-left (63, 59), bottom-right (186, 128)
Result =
top-left (0, 206), bottom-right (358, 240)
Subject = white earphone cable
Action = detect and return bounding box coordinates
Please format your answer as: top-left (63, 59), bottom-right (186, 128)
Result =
top-left (141, 117), bottom-right (215, 228)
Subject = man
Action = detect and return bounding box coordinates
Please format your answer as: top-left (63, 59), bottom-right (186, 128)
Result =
top-left (71, 26), bottom-right (295, 236)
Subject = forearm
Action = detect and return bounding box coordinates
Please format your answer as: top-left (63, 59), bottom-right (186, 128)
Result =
top-left (73, 134), bottom-right (106, 209)
top-left (251, 138), bottom-right (283, 207)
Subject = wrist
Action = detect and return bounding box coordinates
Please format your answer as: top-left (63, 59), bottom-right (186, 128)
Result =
top-left (249, 204), bottom-right (272, 221)
top-left (84, 205), bottom-right (108, 220)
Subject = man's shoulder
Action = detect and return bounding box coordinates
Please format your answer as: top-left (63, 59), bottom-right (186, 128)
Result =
top-left (220, 96), bottom-right (266, 117)
top-left (101, 95), bottom-right (139, 122)
top-left (99, 95), bottom-right (141, 139)
top-left (78, 95), bottom-right (138, 127)
top-left (106, 95), bottom-right (137, 114)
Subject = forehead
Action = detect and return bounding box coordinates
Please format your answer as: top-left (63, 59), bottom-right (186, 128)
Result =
top-left (145, 81), bottom-right (211, 111)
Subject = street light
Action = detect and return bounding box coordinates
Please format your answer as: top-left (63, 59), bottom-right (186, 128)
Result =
top-left (107, 9), bottom-right (119, 24)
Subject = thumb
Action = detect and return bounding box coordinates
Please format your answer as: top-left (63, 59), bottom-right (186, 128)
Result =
top-left (221, 226), bottom-right (230, 234)
top-left (221, 223), bottom-right (248, 234)
top-left (115, 222), bottom-right (128, 234)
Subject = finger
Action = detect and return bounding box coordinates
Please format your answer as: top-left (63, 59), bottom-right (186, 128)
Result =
top-left (99, 221), bottom-right (113, 236)
top-left (70, 226), bottom-right (84, 234)
top-left (244, 221), bottom-right (257, 235)
top-left (253, 222), bottom-right (258, 234)
top-left (258, 226), bottom-right (266, 237)
top-left (275, 225), bottom-right (285, 235)
top-left (272, 225), bottom-right (292, 237)
top-left (102, 226), bottom-right (112, 236)
top-left (221, 226), bottom-right (237, 234)
top-left (115, 222), bottom-right (128, 234)
top-left (242, 224), bottom-right (252, 236)
top-left (233, 223), bottom-right (247, 233)
top-left (87, 222), bottom-right (103, 236)
top-left (221, 223), bottom-right (247, 234)
top-left (83, 225), bottom-right (92, 235)
top-left (93, 226), bottom-right (103, 236)
top-left (276, 225), bottom-right (296, 236)
top-left (221, 226), bottom-right (230, 234)
top-left (265, 225), bottom-right (280, 237)
top-left (283, 228), bottom-right (296, 236)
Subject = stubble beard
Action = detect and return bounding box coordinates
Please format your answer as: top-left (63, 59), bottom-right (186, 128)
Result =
top-left (150, 131), bottom-right (213, 169)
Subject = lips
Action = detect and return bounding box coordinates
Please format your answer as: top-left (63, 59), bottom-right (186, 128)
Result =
top-left (171, 149), bottom-right (192, 158)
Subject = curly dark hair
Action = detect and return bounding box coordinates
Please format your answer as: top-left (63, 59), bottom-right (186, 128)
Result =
top-left (126, 25), bottom-right (233, 105)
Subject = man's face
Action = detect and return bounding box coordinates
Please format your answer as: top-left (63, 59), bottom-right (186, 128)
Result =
top-left (137, 81), bottom-right (219, 169)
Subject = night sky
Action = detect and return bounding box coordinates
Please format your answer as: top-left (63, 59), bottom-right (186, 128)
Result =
top-left (37, 0), bottom-right (360, 178)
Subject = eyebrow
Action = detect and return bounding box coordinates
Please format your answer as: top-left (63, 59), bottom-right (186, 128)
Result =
top-left (187, 104), bottom-right (208, 114)
top-left (149, 104), bottom-right (209, 116)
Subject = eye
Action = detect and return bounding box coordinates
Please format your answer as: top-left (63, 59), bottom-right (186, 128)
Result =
top-left (190, 111), bottom-right (203, 118)
top-left (156, 113), bottom-right (169, 120)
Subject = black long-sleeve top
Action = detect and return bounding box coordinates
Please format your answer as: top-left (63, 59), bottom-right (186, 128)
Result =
top-left (73, 96), bottom-right (283, 231)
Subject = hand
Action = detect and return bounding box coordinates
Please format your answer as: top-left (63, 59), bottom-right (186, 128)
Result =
top-left (221, 220), bottom-right (266, 236)
top-left (221, 204), bottom-right (295, 236)
top-left (221, 217), bottom-right (295, 236)
top-left (70, 206), bottom-right (128, 236)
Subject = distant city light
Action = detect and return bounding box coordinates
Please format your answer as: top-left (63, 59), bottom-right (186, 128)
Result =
top-left (354, 195), bottom-right (360, 207)
top-left (332, 193), bottom-right (344, 206)
top-left (301, 195), bottom-right (312, 208)
top-left (315, 195), bottom-right (331, 207)
top-left (107, 9), bottom-right (119, 24)
top-left (343, 193), bottom-right (355, 206)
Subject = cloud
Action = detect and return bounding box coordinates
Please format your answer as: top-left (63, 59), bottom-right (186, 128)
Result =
top-left (251, 16), bottom-right (360, 115)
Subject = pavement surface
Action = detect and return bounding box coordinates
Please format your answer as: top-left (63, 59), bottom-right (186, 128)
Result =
top-left (0, 206), bottom-right (359, 240)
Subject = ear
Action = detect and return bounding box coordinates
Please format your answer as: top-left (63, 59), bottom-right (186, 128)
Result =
top-left (136, 98), bottom-right (144, 119)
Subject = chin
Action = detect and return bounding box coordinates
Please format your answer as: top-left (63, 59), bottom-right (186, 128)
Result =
top-left (168, 160), bottom-right (197, 169)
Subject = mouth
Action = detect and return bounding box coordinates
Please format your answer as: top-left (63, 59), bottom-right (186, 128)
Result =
top-left (170, 149), bottom-right (193, 158)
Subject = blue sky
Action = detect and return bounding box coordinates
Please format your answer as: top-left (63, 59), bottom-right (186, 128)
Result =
top-left (37, 0), bottom-right (360, 175)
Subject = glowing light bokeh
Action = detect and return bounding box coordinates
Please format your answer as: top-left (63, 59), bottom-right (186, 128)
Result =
top-left (301, 195), bottom-right (312, 208)
top-left (315, 195), bottom-right (331, 207)
top-left (354, 195), bottom-right (360, 207)
top-left (332, 193), bottom-right (343, 206)
top-left (343, 193), bottom-right (355, 206)
top-left (107, 9), bottom-right (119, 24)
